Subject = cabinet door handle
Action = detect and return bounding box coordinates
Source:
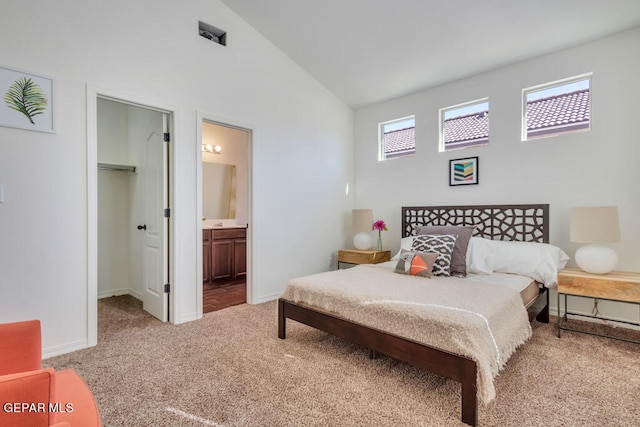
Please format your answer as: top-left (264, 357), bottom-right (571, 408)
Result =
top-left (137, 224), bottom-right (147, 230)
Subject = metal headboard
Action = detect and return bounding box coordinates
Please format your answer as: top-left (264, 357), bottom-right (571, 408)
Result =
top-left (402, 204), bottom-right (549, 243)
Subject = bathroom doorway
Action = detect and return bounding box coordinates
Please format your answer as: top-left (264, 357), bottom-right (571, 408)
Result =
top-left (199, 118), bottom-right (251, 313)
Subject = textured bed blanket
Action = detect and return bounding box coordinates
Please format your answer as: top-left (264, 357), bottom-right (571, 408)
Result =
top-left (280, 264), bottom-right (532, 403)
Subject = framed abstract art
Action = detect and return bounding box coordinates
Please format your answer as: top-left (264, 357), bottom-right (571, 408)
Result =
top-left (449, 156), bottom-right (478, 186)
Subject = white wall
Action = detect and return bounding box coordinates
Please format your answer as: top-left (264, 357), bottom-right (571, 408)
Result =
top-left (0, 0), bottom-right (354, 356)
top-left (354, 27), bottom-right (640, 323)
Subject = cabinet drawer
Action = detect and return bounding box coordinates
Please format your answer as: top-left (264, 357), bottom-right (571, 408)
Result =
top-left (211, 228), bottom-right (246, 240)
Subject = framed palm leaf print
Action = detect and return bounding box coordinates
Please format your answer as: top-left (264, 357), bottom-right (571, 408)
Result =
top-left (0, 65), bottom-right (54, 133)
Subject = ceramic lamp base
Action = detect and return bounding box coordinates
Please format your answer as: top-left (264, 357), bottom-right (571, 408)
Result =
top-left (353, 232), bottom-right (373, 250)
top-left (575, 244), bottom-right (618, 274)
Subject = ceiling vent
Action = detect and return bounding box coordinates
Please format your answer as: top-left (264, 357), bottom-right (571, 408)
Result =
top-left (199, 21), bottom-right (226, 46)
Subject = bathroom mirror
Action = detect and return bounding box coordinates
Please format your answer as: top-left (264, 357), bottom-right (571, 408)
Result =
top-left (202, 162), bottom-right (236, 219)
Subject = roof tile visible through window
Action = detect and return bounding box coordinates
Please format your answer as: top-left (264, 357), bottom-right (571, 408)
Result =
top-left (527, 89), bottom-right (590, 137)
top-left (381, 89), bottom-right (589, 157)
top-left (440, 89), bottom-right (589, 146)
top-left (444, 111), bottom-right (489, 148)
top-left (383, 126), bottom-right (415, 157)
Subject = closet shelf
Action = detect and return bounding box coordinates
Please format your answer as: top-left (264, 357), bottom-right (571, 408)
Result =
top-left (97, 163), bottom-right (136, 173)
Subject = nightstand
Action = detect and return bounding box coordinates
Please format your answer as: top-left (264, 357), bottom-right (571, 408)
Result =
top-left (337, 249), bottom-right (391, 269)
top-left (557, 267), bottom-right (640, 343)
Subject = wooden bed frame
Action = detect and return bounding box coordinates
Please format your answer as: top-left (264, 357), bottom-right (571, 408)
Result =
top-left (278, 204), bottom-right (550, 426)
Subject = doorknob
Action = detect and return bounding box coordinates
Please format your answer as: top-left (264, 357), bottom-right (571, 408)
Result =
top-left (137, 224), bottom-right (147, 230)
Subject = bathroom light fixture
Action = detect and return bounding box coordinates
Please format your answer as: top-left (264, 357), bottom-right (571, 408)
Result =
top-left (352, 209), bottom-right (374, 250)
top-left (202, 144), bottom-right (222, 154)
top-left (570, 206), bottom-right (621, 274)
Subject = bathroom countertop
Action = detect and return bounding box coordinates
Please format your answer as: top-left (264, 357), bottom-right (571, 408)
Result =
top-left (203, 225), bottom-right (247, 230)
top-left (202, 219), bottom-right (247, 230)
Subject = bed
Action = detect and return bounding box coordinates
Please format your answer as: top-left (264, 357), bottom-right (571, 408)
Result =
top-left (278, 204), bottom-right (559, 426)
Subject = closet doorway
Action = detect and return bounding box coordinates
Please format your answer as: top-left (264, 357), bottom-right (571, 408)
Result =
top-left (95, 97), bottom-right (171, 323)
top-left (199, 118), bottom-right (251, 313)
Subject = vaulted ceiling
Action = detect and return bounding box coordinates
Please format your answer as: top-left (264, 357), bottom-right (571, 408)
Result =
top-left (220, 0), bottom-right (640, 109)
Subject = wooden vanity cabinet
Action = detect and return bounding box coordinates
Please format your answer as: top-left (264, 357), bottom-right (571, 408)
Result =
top-left (203, 227), bottom-right (246, 284)
top-left (203, 229), bottom-right (212, 283)
top-left (233, 238), bottom-right (247, 280)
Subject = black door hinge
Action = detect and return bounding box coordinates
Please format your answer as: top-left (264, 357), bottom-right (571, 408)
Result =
top-left (164, 132), bottom-right (170, 142)
top-left (164, 284), bottom-right (170, 293)
top-left (164, 208), bottom-right (170, 218)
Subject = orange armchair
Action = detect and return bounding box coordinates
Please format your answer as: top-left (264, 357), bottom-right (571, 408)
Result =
top-left (0, 320), bottom-right (101, 427)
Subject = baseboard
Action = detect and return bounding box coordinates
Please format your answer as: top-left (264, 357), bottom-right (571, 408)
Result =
top-left (42, 339), bottom-right (90, 360)
top-left (251, 292), bottom-right (280, 304)
top-left (98, 288), bottom-right (130, 299)
top-left (98, 289), bottom-right (142, 300)
top-left (178, 312), bottom-right (200, 324)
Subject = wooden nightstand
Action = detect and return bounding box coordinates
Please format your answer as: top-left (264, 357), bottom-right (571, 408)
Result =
top-left (557, 267), bottom-right (640, 343)
top-left (337, 249), bottom-right (391, 269)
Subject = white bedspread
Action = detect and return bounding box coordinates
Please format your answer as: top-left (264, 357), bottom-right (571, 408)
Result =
top-left (280, 263), bottom-right (532, 403)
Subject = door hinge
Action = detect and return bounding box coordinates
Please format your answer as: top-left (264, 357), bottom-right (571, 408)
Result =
top-left (164, 283), bottom-right (170, 293)
top-left (163, 132), bottom-right (170, 142)
top-left (164, 208), bottom-right (170, 218)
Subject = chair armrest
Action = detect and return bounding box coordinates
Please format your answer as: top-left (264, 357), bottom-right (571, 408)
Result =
top-left (0, 320), bottom-right (42, 375)
top-left (52, 369), bottom-right (102, 427)
top-left (0, 368), bottom-right (56, 426)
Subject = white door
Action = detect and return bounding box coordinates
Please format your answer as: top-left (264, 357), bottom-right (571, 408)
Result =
top-left (141, 113), bottom-right (169, 321)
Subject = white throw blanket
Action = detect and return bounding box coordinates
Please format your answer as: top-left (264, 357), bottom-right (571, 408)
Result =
top-left (280, 264), bottom-right (532, 404)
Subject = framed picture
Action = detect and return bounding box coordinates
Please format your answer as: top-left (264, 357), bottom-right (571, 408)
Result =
top-left (449, 156), bottom-right (479, 186)
top-left (0, 65), bottom-right (54, 133)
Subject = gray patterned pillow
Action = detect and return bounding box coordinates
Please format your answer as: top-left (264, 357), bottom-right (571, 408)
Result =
top-left (411, 234), bottom-right (458, 276)
top-left (416, 225), bottom-right (475, 277)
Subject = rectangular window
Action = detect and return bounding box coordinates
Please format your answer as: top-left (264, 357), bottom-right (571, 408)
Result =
top-left (439, 99), bottom-right (489, 152)
top-left (522, 74), bottom-right (591, 141)
top-left (379, 116), bottom-right (415, 160)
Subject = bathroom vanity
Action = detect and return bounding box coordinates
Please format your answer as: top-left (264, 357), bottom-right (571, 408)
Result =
top-left (203, 226), bottom-right (247, 285)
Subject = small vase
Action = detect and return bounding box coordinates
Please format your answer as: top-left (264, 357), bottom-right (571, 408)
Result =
top-left (376, 232), bottom-right (382, 251)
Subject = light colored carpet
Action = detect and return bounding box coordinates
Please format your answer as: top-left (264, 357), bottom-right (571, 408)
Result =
top-left (44, 296), bottom-right (640, 426)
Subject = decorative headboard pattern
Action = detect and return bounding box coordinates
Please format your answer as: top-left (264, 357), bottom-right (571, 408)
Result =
top-left (402, 204), bottom-right (549, 243)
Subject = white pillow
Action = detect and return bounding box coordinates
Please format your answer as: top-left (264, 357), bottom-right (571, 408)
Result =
top-left (466, 237), bottom-right (495, 275)
top-left (490, 240), bottom-right (569, 287)
top-left (391, 236), bottom-right (415, 261)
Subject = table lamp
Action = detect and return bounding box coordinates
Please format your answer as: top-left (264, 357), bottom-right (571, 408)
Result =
top-left (570, 206), bottom-right (620, 274)
top-left (352, 209), bottom-right (374, 250)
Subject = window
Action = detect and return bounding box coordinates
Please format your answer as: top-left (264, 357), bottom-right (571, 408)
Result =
top-left (523, 74), bottom-right (591, 140)
top-left (379, 116), bottom-right (415, 160)
top-left (439, 99), bottom-right (489, 152)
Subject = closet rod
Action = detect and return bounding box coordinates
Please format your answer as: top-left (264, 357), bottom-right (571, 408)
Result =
top-left (97, 163), bottom-right (136, 173)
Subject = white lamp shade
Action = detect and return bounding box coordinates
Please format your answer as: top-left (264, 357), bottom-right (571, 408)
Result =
top-left (575, 244), bottom-right (618, 274)
top-left (570, 206), bottom-right (620, 243)
top-left (352, 209), bottom-right (374, 232)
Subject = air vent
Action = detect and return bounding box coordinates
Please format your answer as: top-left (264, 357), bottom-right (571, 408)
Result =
top-left (199, 21), bottom-right (226, 46)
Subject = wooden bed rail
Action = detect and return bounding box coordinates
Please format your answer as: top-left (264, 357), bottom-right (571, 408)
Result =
top-left (278, 298), bottom-right (478, 426)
